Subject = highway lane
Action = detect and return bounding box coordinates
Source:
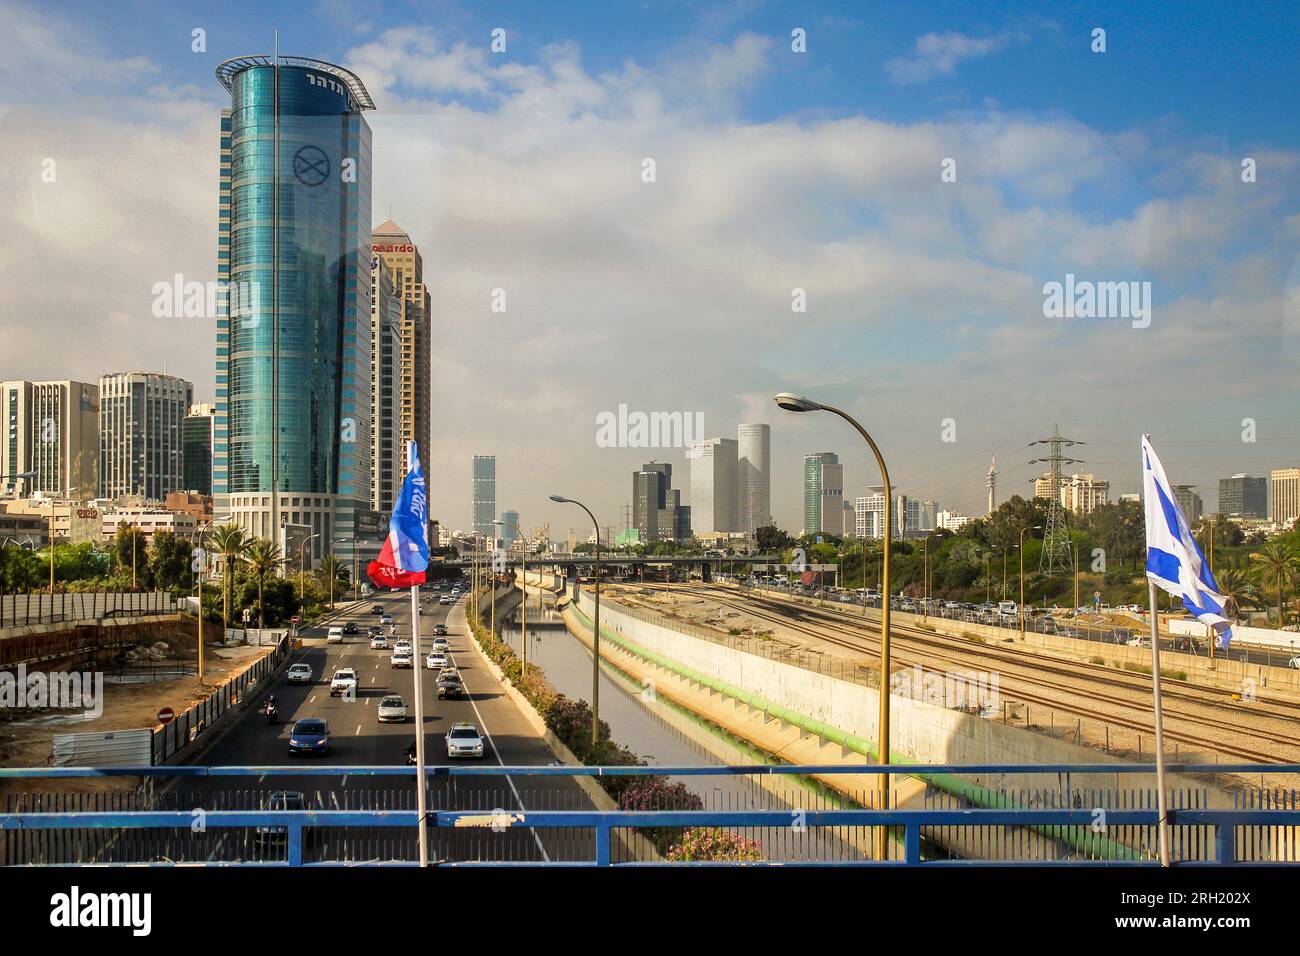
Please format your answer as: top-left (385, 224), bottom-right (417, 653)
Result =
top-left (137, 583), bottom-right (598, 864)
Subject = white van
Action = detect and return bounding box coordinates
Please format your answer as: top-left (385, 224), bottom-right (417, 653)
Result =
top-left (327, 626), bottom-right (345, 644)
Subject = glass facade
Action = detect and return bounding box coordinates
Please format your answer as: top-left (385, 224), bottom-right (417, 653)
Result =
top-left (472, 455), bottom-right (496, 536)
top-left (215, 60), bottom-right (373, 501)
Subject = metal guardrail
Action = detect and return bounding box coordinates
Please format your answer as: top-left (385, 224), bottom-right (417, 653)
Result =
top-left (2, 764), bottom-right (1298, 866)
top-left (0, 590), bottom-right (177, 630)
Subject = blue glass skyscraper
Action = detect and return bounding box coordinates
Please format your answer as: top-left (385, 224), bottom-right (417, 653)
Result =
top-left (214, 55), bottom-right (377, 565)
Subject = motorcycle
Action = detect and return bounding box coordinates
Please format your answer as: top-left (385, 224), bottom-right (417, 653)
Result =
top-left (261, 702), bottom-right (279, 724)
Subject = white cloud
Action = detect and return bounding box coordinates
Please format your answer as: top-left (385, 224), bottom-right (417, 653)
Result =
top-left (886, 31), bottom-right (1026, 85)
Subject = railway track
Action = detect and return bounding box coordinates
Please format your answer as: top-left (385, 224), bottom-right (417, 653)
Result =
top-left (625, 583), bottom-right (1298, 765)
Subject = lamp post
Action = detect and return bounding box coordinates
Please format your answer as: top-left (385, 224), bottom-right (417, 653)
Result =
top-left (1019, 525), bottom-right (1042, 639)
top-left (774, 393), bottom-right (892, 859)
top-left (922, 531), bottom-right (934, 620)
top-left (193, 514), bottom-right (231, 682)
top-left (494, 518), bottom-right (528, 673)
top-left (329, 537), bottom-right (353, 610)
top-left (550, 494), bottom-right (602, 746)
top-left (298, 533), bottom-right (319, 611)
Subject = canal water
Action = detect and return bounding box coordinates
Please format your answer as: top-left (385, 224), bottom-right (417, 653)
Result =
top-left (495, 587), bottom-right (874, 861)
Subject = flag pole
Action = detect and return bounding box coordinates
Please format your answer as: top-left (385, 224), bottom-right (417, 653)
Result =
top-left (1147, 578), bottom-right (1172, 866)
top-left (408, 442), bottom-right (429, 868)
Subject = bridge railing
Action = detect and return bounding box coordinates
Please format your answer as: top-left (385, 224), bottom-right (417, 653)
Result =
top-left (2, 763), bottom-right (1298, 866)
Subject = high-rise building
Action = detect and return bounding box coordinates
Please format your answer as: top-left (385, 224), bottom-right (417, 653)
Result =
top-left (473, 455), bottom-right (496, 536)
top-left (1038, 472), bottom-right (1110, 515)
top-left (1271, 468), bottom-right (1300, 527)
top-left (919, 500), bottom-right (939, 532)
top-left (689, 438), bottom-right (738, 534)
top-left (854, 487), bottom-right (919, 539)
top-left (371, 219), bottom-right (432, 474)
top-left (0, 380), bottom-right (98, 498)
top-left (213, 55), bottom-right (376, 568)
top-left (1218, 473), bottom-right (1267, 519)
top-left (500, 510), bottom-right (520, 545)
top-left (937, 509), bottom-right (970, 530)
top-left (1173, 485), bottom-right (1203, 524)
top-left (369, 263), bottom-right (403, 515)
top-left (633, 461), bottom-right (690, 542)
top-left (98, 372), bottom-right (192, 501)
top-left (736, 423), bottom-right (771, 534)
top-left (802, 452), bottom-right (842, 536)
top-left (182, 403), bottom-right (216, 495)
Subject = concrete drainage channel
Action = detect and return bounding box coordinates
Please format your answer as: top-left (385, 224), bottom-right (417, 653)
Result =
top-left (562, 598), bottom-right (1144, 862)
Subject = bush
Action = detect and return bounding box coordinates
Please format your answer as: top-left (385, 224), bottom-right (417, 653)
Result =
top-left (663, 828), bottom-right (763, 862)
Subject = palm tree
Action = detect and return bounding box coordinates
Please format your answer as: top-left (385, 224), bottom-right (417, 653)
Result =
top-left (208, 524), bottom-right (249, 640)
top-left (1249, 541), bottom-right (1299, 627)
top-left (1214, 567), bottom-right (1259, 621)
top-left (243, 538), bottom-right (283, 629)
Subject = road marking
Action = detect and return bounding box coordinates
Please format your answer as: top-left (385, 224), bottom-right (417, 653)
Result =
top-left (446, 602), bottom-right (550, 863)
top-left (355, 724), bottom-right (361, 736)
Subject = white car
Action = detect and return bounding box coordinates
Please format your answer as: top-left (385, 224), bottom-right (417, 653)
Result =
top-left (329, 668), bottom-right (358, 696)
top-left (439, 596), bottom-right (453, 605)
top-left (377, 695), bottom-right (407, 722)
top-left (1126, 636), bottom-right (1152, 647)
top-left (380, 615), bottom-right (394, 626)
top-left (430, 637), bottom-right (450, 655)
top-left (445, 721), bottom-right (485, 759)
top-left (1287, 656), bottom-right (1300, 670)
top-left (326, 626), bottom-right (344, 644)
top-left (286, 663), bottom-right (312, 684)
top-left (370, 634), bottom-right (389, 649)
top-left (393, 640), bottom-right (412, 656)
top-left (425, 651), bottom-right (448, 670)
top-left (391, 651), bottom-right (413, 669)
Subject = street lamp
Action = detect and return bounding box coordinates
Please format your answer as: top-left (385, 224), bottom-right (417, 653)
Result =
top-left (1019, 525), bottom-right (1042, 639)
top-left (774, 392), bottom-right (893, 858)
top-left (494, 518), bottom-right (529, 674)
top-left (550, 494), bottom-right (602, 746)
top-left (192, 513), bottom-right (232, 682)
top-left (330, 536), bottom-right (355, 609)
top-left (922, 531), bottom-right (935, 620)
top-left (298, 533), bottom-right (320, 610)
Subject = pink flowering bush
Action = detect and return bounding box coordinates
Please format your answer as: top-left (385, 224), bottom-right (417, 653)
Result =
top-left (664, 828), bottom-right (763, 863)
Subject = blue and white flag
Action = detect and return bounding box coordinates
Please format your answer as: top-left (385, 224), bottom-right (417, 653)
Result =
top-left (1141, 435), bottom-right (1233, 649)
top-left (367, 441), bottom-right (429, 589)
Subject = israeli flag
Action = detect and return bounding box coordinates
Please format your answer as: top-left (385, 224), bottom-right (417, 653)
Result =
top-left (1141, 435), bottom-right (1233, 649)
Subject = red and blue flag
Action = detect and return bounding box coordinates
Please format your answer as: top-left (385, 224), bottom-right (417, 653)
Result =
top-left (367, 442), bottom-right (429, 589)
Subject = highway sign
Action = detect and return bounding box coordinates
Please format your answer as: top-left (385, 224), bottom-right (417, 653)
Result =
top-left (156, 707), bottom-right (175, 725)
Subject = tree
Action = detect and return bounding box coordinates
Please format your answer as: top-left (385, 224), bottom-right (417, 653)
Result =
top-left (1249, 541), bottom-right (1299, 626)
top-left (1214, 567), bottom-right (1259, 621)
top-left (147, 531), bottom-right (192, 591)
top-left (754, 526), bottom-right (792, 553)
top-left (209, 523), bottom-right (249, 640)
top-left (111, 523), bottom-right (150, 588)
top-left (243, 538), bottom-right (283, 629)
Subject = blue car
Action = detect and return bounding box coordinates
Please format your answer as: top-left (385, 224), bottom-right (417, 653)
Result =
top-left (288, 718), bottom-right (331, 756)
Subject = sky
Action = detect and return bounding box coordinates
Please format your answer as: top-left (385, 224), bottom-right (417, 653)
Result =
top-left (0, 0), bottom-right (1297, 535)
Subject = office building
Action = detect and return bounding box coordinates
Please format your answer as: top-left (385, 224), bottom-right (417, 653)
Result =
top-left (500, 510), bottom-right (520, 545)
top-left (802, 452), bottom-right (843, 536)
top-left (473, 455), bottom-right (496, 536)
top-left (1173, 485), bottom-right (1203, 524)
top-left (736, 423), bottom-right (771, 534)
top-left (689, 438), bottom-right (738, 534)
top-left (98, 372), bottom-right (192, 501)
top-left (1038, 472), bottom-right (1110, 516)
top-left (181, 403), bottom-right (215, 495)
top-left (855, 487), bottom-right (920, 539)
top-left (1271, 468), bottom-right (1300, 528)
top-left (1218, 474), bottom-right (1267, 519)
top-left (371, 219), bottom-right (432, 474)
top-left (213, 55), bottom-right (377, 568)
top-left (919, 500), bottom-right (939, 532)
top-left (370, 263), bottom-right (403, 515)
top-left (633, 461), bottom-right (691, 542)
top-left (937, 509), bottom-right (970, 531)
top-left (0, 380), bottom-right (98, 499)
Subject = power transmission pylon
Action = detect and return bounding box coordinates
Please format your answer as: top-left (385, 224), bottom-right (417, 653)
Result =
top-left (1028, 424), bottom-right (1084, 576)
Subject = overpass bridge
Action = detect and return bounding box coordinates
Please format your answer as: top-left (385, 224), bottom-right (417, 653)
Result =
top-left (435, 553), bottom-right (788, 584)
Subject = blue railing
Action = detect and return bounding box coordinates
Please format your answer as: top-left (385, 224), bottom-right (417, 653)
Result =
top-left (3, 764), bottom-right (1298, 866)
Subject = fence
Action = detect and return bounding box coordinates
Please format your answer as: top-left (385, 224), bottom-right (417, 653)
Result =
top-left (150, 635), bottom-right (291, 765)
top-left (0, 590), bottom-right (177, 630)
top-left (1, 764), bottom-right (1297, 866)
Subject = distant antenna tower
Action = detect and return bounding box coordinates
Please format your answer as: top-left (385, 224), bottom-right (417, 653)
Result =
top-left (1028, 424), bottom-right (1084, 576)
top-left (985, 453), bottom-right (998, 515)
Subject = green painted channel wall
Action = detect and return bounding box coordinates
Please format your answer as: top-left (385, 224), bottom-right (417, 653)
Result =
top-left (570, 601), bottom-right (1144, 862)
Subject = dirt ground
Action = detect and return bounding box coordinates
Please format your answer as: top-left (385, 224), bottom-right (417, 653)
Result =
top-left (0, 642), bottom-right (274, 793)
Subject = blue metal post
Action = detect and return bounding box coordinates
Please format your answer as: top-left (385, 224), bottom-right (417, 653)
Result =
top-left (595, 824), bottom-right (611, 866)
top-left (288, 823), bottom-right (303, 866)
top-left (1215, 821), bottom-right (1235, 864)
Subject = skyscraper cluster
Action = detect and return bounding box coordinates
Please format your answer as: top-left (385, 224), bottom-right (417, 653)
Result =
top-left (685, 423), bottom-right (771, 538)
